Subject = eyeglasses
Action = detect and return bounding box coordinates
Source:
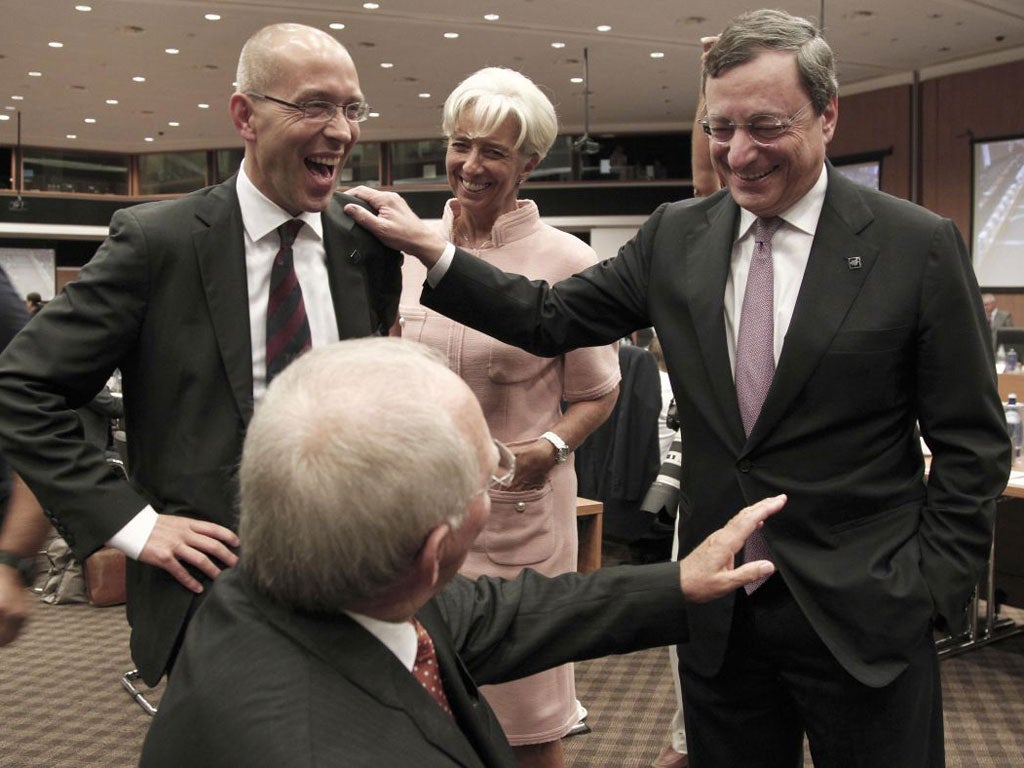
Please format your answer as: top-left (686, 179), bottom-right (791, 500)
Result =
top-left (487, 440), bottom-right (516, 492)
top-left (246, 92), bottom-right (371, 123)
top-left (698, 101), bottom-right (814, 146)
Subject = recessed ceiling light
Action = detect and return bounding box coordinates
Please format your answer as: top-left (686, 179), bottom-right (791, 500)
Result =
top-left (363, 2), bottom-right (380, 9)
top-left (48, 41), bottom-right (64, 48)
top-left (380, 62), bottom-right (394, 68)
top-left (596, 25), bottom-right (612, 32)
top-left (66, 133), bottom-right (77, 139)
top-left (444, 32), bottom-right (459, 39)
top-left (369, 111), bottom-right (380, 118)
top-left (650, 51), bottom-right (665, 58)
top-left (3, 106), bottom-right (14, 111)
top-left (84, 118), bottom-right (97, 124)
top-left (28, 71), bottom-right (42, 77)
top-left (11, 95), bottom-right (24, 100)
top-left (484, 14), bottom-right (499, 21)
top-left (106, 99), bottom-right (119, 105)
top-left (132, 76), bottom-right (146, 82)
top-left (74, 5), bottom-right (91, 11)
top-left (168, 121), bottom-right (180, 127)
top-left (551, 42), bottom-right (566, 49)
top-left (329, 23), bottom-right (346, 30)
top-left (205, 13), bottom-right (221, 21)
top-left (165, 48), bottom-right (180, 55)
top-left (570, 77), bottom-right (583, 84)
top-left (145, 136), bottom-right (155, 142)
top-left (418, 93), bottom-right (431, 99)
top-left (0, 115), bottom-right (8, 121)
top-left (197, 103), bottom-right (210, 109)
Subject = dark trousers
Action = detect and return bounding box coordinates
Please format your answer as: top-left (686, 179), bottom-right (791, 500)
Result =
top-left (680, 575), bottom-right (943, 768)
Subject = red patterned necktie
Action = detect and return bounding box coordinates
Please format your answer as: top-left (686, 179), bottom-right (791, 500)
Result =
top-left (411, 618), bottom-right (453, 716)
top-left (736, 216), bottom-right (782, 593)
top-left (266, 219), bottom-right (311, 384)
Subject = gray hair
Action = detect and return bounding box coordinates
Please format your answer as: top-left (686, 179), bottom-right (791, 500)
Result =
top-left (703, 9), bottom-right (838, 114)
top-left (442, 67), bottom-right (559, 160)
top-left (236, 23), bottom-right (348, 93)
top-left (239, 338), bottom-right (481, 613)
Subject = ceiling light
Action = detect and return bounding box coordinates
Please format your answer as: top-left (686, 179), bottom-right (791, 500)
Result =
top-left (0, 115), bottom-right (8, 121)
top-left (444, 32), bottom-right (459, 39)
top-left (363, 2), bottom-right (380, 9)
top-left (106, 99), bottom-right (119, 105)
top-left (165, 48), bottom-right (180, 55)
top-left (3, 106), bottom-right (14, 110)
top-left (369, 111), bottom-right (380, 118)
top-left (11, 95), bottom-right (24, 101)
top-left (650, 51), bottom-right (665, 58)
top-left (28, 71), bottom-right (42, 77)
top-left (418, 93), bottom-right (431, 99)
top-left (596, 25), bottom-right (612, 32)
top-left (145, 137), bottom-right (155, 142)
top-left (484, 14), bottom-right (499, 21)
top-left (380, 62), bottom-right (394, 68)
top-left (74, 5), bottom-right (91, 11)
top-left (168, 121), bottom-right (180, 127)
top-left (66, 133), bottom-right (77, 139)
top-left (132, 76), bottom-right (146, 82)
top-left (570, 77), bottom-right (583, 84)
top-left (49, 41), bottom-right (64, 48)
top-left (197, 103), bottom-right (210, 109)
top-left (84, 118), bottom-right (97, 124)
top-left (329, 23), bottom-right (346, 30)
top-left (205, 13), bottom-right (221, 21)
top-left (551, 42), bottom-right (566, 49)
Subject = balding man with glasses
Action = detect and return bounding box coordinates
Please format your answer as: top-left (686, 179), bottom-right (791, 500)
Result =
top-left (0, 22), bottom-right (400, 687)
top-left (344, 9), bottom-right (1008, 768)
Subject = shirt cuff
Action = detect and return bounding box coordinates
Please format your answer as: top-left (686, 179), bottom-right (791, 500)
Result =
top-left (106, 506), bottom-right (159, 560)
top-left (426, 242), bottom-right (456, 288)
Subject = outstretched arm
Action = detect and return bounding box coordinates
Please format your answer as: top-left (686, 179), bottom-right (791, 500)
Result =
top-left (0, 474), bottom-right (50, 645)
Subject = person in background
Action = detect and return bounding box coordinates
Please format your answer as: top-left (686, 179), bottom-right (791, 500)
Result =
top-left (983, 292), bottom-right (1014, 352)
top-left (399, 66), bottom-right (620, 768)
top-left (342, 8), bottom-right (1009, 766)
top-left (138, 337), bottom-right (783, 768)
top-left (0, 22), bottom-right (401, 686)
top-left (23, 291), bottom-right (44, 316)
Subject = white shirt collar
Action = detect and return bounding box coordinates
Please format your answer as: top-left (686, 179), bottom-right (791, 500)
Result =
top-left (736, 162), bottom-right (828, 241)
top-left (345, 610), bottom-right (418, 671)
top-left (236, 164), bottom-right (324, 243)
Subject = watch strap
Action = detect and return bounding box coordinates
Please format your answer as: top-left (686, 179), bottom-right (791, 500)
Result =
top-left (0, 550), bottom-right (34, 587)
top-left (540, 431), bottom-right (570, 463)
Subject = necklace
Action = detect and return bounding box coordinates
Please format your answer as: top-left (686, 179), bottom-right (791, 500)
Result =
top-left (454, 221), bottom-right (492, 250)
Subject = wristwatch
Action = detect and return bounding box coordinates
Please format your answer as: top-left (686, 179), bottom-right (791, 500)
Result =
top-left (540, 431), bottom-right (571, 464)
top-left (0, 550), bottom-right (34, 587)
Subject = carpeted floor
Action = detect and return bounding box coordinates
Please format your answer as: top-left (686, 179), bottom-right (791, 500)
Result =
top-left (1, 595), bottom-right (1023, 767)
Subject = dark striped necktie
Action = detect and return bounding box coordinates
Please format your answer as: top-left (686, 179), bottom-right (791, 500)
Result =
top-left (266, 219), bottom-right (311, 384)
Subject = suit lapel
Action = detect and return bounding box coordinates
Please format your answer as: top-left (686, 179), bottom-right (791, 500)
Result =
top-left (683, 195), bottom-right (748, 447)
top-left (193, 176), bottom-right (255, 424)
top-left (322, 198), bottom-right (371, 338)
top-left (749, 167), bottom-right (879, 446)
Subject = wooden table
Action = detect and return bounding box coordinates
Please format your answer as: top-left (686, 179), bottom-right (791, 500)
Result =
top-left (576, 497), bottom-right (604, 574)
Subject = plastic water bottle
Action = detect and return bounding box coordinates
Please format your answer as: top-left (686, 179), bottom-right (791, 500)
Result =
top-left (1006, 394), bottom-right (1023, 467)
top-left (1007, 348), bottom-right (1018, 373)
top-left (996, 345), bottom-right (1007, 374)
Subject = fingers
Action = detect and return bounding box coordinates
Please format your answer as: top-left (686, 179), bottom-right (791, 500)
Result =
top-left (723, 494), bottom-right (786, 552)
top-left (0, 571), bottom-right (32, 646)
top-left (138, 516), bottom-right (239, 594)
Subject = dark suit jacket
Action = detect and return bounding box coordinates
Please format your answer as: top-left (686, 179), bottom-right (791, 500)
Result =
top-left (421, 165), bottom-right (1010, 687)
top-left (0, 176), bottom-right (401, 684)
top-left (0, 265), bottom-right (29, 520)
top-left (138, 562), bottom-right (688, 768)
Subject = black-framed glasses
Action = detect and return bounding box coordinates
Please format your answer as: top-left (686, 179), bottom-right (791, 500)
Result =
top-left (698, 101), bottom-right (814, 146)
top-left (487, 440), bottom-right (516, 492)
top-left (246, 92), bottom-right (371, 123)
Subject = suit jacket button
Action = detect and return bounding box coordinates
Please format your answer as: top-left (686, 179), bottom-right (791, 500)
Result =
top-left (737, 459), bottom-right (752, 473)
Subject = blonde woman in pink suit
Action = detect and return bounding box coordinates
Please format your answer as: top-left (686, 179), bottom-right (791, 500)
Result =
top-left (399, 67), bottom-right (620, 768)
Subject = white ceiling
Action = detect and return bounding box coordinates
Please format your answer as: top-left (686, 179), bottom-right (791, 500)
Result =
top-left (0, 0), bottom-right (1022, 155)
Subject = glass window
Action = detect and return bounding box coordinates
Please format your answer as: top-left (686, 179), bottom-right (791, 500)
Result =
top-left (213, 148), bottom-right (243, 183)
top-left (390, 139), bottom-right (447, 185)
top-left (578, 133), bottom-right (688, 181)
top-left (0, 147), bottom-right (12, 190)
top-left (22, 148), bottom-right (129, 195)
top-left (339, 142), bottom-right (380, 186)
top-left (532, 136), bottom-right (575, 182)
top-left (137, 151), bottom-right (208, 195)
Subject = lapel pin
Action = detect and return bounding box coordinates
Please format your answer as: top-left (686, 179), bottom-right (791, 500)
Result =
top-left (348, 249), bottom-right (362, 264)
top-left (847, 256), bottom-right (862, 270)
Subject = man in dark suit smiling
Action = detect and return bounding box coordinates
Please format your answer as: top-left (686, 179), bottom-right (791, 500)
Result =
top-left (0, 22), bottom-right (400, 686)
top-left (139, 338), bottom-right (781, 768)
top-left (344, 10), bottom-right (1009, 768)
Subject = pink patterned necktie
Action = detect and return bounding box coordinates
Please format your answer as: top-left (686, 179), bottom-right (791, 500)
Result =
top-left (266, 219), bottom-right (311, 384)
top-left (411, 618), bottom-right (453, 716)
top-left (736, 216), bottom-right (782, 593)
